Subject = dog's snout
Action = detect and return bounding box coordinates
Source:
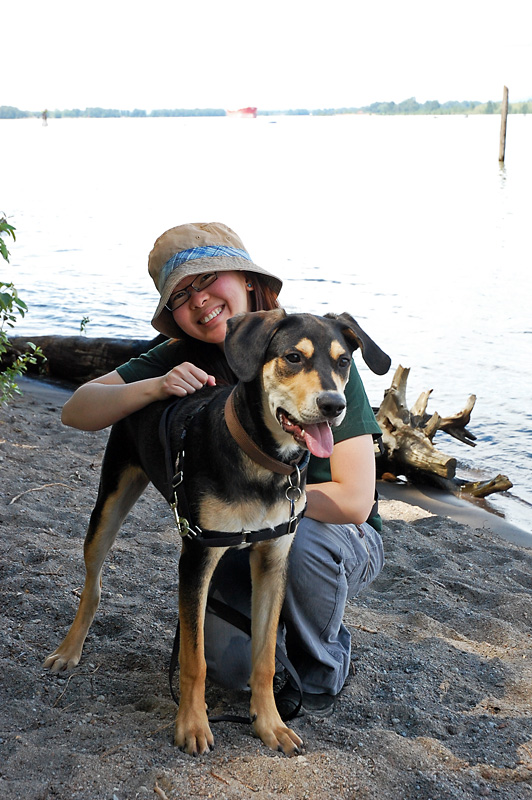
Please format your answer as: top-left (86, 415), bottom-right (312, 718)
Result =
top-left (316, 392), bottom-right (346, 419)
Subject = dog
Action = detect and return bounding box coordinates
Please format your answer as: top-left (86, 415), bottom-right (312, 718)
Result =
top-left (44, 309), bottom-right (390, 757)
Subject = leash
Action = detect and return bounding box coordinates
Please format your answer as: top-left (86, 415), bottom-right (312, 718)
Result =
top-left (169, 597), bottom-right (303, 723)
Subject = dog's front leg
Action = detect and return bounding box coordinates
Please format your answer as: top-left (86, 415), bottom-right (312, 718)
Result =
top-left (175, 542), bottom-right (225, 756)
top-left (249, 537), bottom-right (303, 756)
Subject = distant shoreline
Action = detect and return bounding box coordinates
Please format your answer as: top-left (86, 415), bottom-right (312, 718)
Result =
top-left (2, 96), bottom-right (531, 120)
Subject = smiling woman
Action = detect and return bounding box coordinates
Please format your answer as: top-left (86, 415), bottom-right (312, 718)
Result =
top-left (147, 223), bottom-right (282, 342)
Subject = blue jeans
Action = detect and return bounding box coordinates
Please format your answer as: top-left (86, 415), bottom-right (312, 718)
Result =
top-left (204, 518), bottom-right (384, 696)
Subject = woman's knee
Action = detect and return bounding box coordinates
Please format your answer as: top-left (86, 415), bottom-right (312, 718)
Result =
top-left (344, 523), bottom-right (384, 595)
top-left (287, 518), bottom-right (383, 597)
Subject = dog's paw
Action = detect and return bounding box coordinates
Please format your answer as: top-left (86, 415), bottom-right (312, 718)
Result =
top-left (174, 710), bottom-right (214, 757)
top-left (252, 714), bottom-right (304, 757)
top-left (43, 647), bottom-right (81, 674)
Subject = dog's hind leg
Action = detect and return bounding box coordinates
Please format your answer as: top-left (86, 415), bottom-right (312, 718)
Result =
top-left (174, 541), bottom-right (226, 756)
top-left (248, 536), bottom-right (304, 756)
top-left (44, 463), bottom-right (149, 673)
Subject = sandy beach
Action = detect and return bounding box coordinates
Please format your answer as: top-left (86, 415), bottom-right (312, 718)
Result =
top-left (1, 378), bottom-right (531, 800)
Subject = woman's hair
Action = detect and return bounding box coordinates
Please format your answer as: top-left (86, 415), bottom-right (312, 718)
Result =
top-left (173, 273), bottom-right (282, 385)
top-left (247, 273), bottom-right (282, 312)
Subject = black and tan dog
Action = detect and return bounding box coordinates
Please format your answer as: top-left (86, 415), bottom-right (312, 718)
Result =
top-left (44, 309), bottom-right (390, 756)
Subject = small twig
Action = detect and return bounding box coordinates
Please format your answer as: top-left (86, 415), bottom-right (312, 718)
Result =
top-left (52, 673), bottom-right (76, 707)
top-left (353, 624), bottom-right (379, 634)
top-left (226, 773), bottom-right (260, 792)
top-left (52, 665), bottom-right (101, 707)
top-left (58, 701), bottom-right (77, 713)
top-left (211, 770), bottom-right (260, 793)
top-left (9, 482), bottom-right (72, 505)
top-left (154, 781), bottom-right (171, 800)
top-left (210, 771), bottom-right (231, 785)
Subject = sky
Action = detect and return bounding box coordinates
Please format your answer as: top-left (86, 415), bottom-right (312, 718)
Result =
top-left (2, 0), bottom-right (531, 112)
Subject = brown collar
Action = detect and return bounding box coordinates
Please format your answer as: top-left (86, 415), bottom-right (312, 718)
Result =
top-left (224, 389), bottom-right (305, 476)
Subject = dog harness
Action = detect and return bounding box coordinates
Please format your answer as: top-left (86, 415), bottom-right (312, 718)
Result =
top-left (159, 390), bottom-right (309, 548)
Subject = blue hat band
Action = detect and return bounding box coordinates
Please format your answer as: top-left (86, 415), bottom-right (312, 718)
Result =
top-left (159, 246), bottom-right (252, 292)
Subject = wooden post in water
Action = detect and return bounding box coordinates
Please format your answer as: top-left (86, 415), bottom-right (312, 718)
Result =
top-left (499, 86), bottom-right (509, 163)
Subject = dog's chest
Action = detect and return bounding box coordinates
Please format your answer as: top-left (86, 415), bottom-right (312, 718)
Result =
top-left (196, 491), bottom-right (305, 533)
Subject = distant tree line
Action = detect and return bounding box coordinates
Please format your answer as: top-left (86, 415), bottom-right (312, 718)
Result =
top-left (1, 98), bottom-right (530, 120)
top-left (303, 97), bottom-right (530, 116)
top-left (356, 97), bottom-right (531, 115)
top-left (0, 106), bottom-right (226, 119)
top-left (0, 105), bottom-right (29, 118)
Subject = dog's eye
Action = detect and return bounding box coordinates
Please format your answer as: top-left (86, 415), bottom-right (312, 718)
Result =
top-left (338, 356), bottom-right (351, 368)
top-left (285, 353), bottom-right (301, 364)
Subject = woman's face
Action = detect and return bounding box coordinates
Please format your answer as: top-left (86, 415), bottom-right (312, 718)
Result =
top-left (171, 270), bottom-right (252, 346)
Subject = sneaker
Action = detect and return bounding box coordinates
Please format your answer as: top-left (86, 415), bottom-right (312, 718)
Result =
top-left (275, 681), bottom-right (336, 719)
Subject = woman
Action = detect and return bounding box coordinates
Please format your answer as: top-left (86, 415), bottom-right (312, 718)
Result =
top-left (62, 221), bottom-right (384, 718)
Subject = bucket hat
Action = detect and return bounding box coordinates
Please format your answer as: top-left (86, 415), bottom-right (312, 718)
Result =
top-left (148, 222), bottom-right (283, 338)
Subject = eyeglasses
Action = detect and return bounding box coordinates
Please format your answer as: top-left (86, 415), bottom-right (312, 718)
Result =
top-left (165, 272), bottom-right (218, 312)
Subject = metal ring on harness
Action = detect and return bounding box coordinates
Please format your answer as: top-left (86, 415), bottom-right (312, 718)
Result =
top-left (285, 463), bottom-right (303, 504)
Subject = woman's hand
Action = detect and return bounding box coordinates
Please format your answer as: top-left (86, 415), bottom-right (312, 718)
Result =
top-left (158, 363), bottom-right (216, 398)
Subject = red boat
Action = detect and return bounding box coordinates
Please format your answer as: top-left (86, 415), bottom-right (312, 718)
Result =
top-left (226, 107), bottom-right (258, 118)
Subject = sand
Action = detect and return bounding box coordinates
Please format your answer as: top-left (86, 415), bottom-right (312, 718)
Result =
top-left (1, 377), bottom-right (531, 800)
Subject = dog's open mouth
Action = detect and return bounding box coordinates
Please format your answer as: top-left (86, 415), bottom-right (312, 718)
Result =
top-left (277, 409), bottom-right (334, 459)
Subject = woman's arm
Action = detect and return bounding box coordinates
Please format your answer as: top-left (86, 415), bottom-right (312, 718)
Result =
top-left (304, 434), bottom-right (376, 525)
top-left (61, 363), bottom-right (216, 432)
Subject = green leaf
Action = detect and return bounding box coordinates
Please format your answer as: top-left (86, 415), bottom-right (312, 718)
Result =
top-left (0, 218), bottom-right (16, 239)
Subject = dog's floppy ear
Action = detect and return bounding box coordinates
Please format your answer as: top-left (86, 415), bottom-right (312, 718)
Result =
top-left (225, 309), bottom-right (287, 382)
top-left (325, 312), bottom-right (391, 375)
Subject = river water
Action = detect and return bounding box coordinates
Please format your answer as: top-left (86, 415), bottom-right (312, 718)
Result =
top-left (1, 114), bottom-right (531, 532)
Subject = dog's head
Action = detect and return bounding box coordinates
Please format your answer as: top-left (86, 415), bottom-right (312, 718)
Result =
top-left (225, 310), bottom-right (391, 458)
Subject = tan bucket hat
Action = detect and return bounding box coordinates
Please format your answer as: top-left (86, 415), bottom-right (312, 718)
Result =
top-left (148, 222), bottom-right (283, 338)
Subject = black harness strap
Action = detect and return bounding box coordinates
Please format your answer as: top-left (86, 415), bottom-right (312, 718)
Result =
top-left (174, 510), bottom-right (307, 548)
top-left (158, 397), bottom-right (205, 506)
top-left (169, 597), bottom-right (303, 723)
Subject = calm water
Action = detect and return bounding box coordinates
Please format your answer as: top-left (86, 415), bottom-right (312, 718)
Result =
top-left (1, 115), bottom-right (531, 532)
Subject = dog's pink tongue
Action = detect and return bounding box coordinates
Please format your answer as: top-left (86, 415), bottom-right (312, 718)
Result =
top-left (304, 422), bottom-right (334, 458)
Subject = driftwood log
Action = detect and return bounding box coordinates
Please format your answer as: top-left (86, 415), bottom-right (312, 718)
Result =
top-left (3, 338), bottom-right (512, 499)
top-left (375, 365), bottom-right (512, 498)
top-left (6, 334), bottom-right (164, 384)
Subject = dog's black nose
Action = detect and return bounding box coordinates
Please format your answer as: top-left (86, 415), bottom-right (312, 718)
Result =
top-left (316, 392), bottom-right (346, 419)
